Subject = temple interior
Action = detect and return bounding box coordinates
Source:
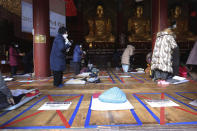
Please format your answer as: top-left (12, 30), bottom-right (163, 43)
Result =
top-left (0, 0), bottom-right (197, 130)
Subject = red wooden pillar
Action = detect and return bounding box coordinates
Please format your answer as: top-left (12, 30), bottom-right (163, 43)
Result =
top-left (152, 0), bottom-right (168, 49)
top-left (117, 0), bottom-right (123, 48)
top-left (33, 0), bottom-right (50, 78)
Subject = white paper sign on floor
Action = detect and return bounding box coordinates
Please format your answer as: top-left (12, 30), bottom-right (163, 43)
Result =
top-left (38, 101), bottom-right (72, 110)
top-left (18, 80), bottom-right (34, 82)
top-left (120, 75), bottom-right (131, 78)
top-left (145, 99), bottom-right (179, 107)
top-left (189, 99), bottom-right (197, 106)
top-left (130, 71), bottom-right (145, 74)
top-left (99, 76), bottom-right (110, 78)
top-left (91, 98), bottom-right (134, 111)
top-left (65, 79), bottom-right (86, 84)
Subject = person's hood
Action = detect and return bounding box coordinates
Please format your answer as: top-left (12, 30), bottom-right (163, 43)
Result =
top-left (157, 28), bottom-right (175, 37)
top-left (75, 45), bottom-right (80, 49)
top-left (127, 45), bottom-right (135, 50)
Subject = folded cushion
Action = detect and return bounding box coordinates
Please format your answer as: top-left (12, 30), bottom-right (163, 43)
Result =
top-left (98, 87), bottom-right (127, 103)
top-left (65, 78), bottom-right (86, 84)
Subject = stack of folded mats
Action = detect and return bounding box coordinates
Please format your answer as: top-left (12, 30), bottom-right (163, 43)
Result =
top-left (75, 71), bottom-right (101, 83)
top-left (4, 89), bottom-right (40, 110)
top-left (65, 78), bottom-right (86, 84)
top-left (87, 77), bottom-right (100, 83)
top-left (166, 76), bottom-right (189, 84)
top-left (130, 68), bottom-right (145, 73)
top-left (91, 87), bottom-right (134, 110)
top-left (4, 77), bottom-right (14, 81)
top-left (77, 72), bottom-right (91, 77)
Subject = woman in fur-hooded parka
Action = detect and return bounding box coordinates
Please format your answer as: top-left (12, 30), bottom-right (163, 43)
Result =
top-left (151, 28), bottom-right (177, 74)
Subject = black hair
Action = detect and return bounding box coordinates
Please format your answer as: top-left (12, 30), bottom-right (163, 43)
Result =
top-left (10, 42), bottom-right (19, 48)
top-left (11, 42), bottom-right (15, 46)
top-left (58, 26), bottom-right (68, 34)
top-left (169, 20), bottom-right (176, 29)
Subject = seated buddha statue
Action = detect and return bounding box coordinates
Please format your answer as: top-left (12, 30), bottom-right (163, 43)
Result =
top-left (128, 6), bottom-right (151, 42)
top-left (85, 5), bottom-right (115, 43)
top-left (169, 6), bottom-right (197, 41)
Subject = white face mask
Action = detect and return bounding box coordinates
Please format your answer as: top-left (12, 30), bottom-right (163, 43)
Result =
top-left (15, 44), bottom-right (19, 48)
top-left (63, 33), bottom-right (68, 39)
top-left (172, 24), bottom-right (176, 29)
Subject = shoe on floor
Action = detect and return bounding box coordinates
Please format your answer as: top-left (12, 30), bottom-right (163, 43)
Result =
top-left (56, 84), bottom-right (64, 88)
top-left (160, 80), bottom-right (169, 85)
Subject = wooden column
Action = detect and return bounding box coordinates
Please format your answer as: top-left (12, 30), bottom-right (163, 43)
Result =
top-left (152, 0), bottom-right (168, 49)
top-left (33, 0), bottom-right (50, 78)
top-left (117, 0), bottom-right (123, 48)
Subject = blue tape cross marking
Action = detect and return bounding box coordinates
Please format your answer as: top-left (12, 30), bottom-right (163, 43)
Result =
top-left (107, 71), bottom-right (116, 84)
top-left (0, 96), bottom-right (47, 128)
top-left (85, 96), bottom-right (142, 128)
top-left (0, 110), bottom-right (11, 118)
top-left (128, 73), bottom-right (144, 83)
top-left (111, 71), bottom-right (124, 83)
top-left (69, 95), bottom-right (84, 126)
top-left (133, 93), bottom-right (197, 125)
top-left (1, 94), bottom-right (83, 129)
top-left (176, 92), bottom-right (197, 101)
top-left (133, 94), bottom-right (160, 124)
top-left (165, 93), bottom-right (197, 111)
top-left (132, 73), bottom-right (151, 82)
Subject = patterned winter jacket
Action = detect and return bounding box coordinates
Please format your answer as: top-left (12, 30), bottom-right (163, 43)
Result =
top-left (121, 45), bottom-right (135, 65)
top-left (151, 28), bottom-right (177, 73)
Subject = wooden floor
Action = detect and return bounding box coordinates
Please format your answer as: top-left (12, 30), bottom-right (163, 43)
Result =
top-left (0, 69), bottom-right (197, 131)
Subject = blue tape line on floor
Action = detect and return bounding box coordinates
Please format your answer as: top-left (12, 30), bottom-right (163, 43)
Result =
top-left (136, 93), bottom-right (161, 94)
top-left (85, 96), bottom-right (142, 128)
top-left (130, 109), bottom-right (142, 125)
top-left (176, 92), bottom-right (197, 93)
top-left (175, 92), bottom-right (194, 101)
top-left (4, 126), bottom-right (66, 129)
top-left (166, 121), bottom-right (197, 125)
top-left (128, 73), bottom-right (144, 83)
top-left (134, 93), bottom-right (197, 125)
top-left (0, 111), bottom-right (10, 118)
top-left (0, 95), bottom-right (46, 128)
top-left (1, 94), bottom-right (82, 129)
top-left (84, 96), bottom-right (94, 128)
top-left (111, 71), bottom-right (123, 83)
top-left (69, 95), bottom-right (84, 126)
top-left (107, 71), bottom-right (116, 83)
top-left (51, 94), bottom-right (79, 96)
top-left (132, 73), bottom-right (150, 82)
top-left (165, 93), bottom-right (197, 111)
top-left (133, 94), bottom-right (160, 124)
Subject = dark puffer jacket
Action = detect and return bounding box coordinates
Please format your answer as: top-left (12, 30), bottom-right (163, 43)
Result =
top-left (73, 45), bottom-right (82, 62)
top-left (50, 34), bottom-right (70, 71)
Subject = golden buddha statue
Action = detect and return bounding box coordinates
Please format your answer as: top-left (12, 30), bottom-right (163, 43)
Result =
top-left (128, 6), bottom-right (151, 42)
top-left (169, 6), bottom-right (197, 41)
top-left (85, 5), bottom-right (115, 43)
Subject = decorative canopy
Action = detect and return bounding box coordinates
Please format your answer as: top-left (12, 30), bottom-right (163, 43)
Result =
top-left (65, 0), bottom-right (77, 16)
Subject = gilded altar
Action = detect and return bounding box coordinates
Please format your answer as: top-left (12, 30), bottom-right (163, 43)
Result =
top-left (85, 5), bottom-right (115, 43)
top-left (128, 6), bottom-right (151, 42)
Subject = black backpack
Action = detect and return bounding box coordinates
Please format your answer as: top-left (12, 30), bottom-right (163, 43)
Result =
top-left (0, 91), bottom-right (10, 110)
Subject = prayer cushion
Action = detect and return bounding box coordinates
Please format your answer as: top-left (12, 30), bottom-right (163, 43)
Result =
top-left (98, 87), bottom-right (127, 103)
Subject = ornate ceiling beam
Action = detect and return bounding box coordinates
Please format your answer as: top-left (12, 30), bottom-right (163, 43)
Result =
top-left (0, 0), bottom-right (21, 16)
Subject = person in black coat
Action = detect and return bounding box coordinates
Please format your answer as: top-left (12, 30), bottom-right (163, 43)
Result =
top-left (0, 72), bottom-right (28, 109)
top-left (172, 45), bottom-right (180, 76)
top-left (50, 27), bottom-right (72, 88)
top-left (0, 72), bottom-right (14, 109)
